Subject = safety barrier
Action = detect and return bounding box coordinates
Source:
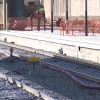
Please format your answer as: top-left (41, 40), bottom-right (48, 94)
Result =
top-left (8, 15), bottom-right (48, 31)
top-left (7, 15), bottom-right (62, 31)
top-left (8, 16), bottom-right (32, 31)
top-left (60, 20), bottom-right (100, 36)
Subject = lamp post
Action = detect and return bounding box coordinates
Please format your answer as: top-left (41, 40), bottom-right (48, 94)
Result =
top-left (85, 0), bottom-right (88, 36)
top-left (51, 0), bottom-right (53, 32)
top-left (66, 0), bottom-right (68, 20)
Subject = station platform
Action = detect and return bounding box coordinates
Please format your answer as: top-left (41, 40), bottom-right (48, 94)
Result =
top-left (1, 30), bottom-right (100, 49)
top-left (0, 30), bottom-right (100, 64)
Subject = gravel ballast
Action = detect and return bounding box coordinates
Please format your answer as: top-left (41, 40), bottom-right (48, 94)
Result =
top-left (0, 77), bottom-right (38, 99)
top-left (0, 44), bottom-right (100, 100)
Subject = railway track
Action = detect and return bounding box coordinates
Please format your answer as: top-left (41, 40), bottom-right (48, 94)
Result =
top-left (0, 41), bottom-right (100, 99)
top-left (0, 41), bottom-right (100, 85)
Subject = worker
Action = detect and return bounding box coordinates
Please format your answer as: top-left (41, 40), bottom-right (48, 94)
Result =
top-left (10, 47), bottom-right (14, 57)
top-left (4, 38), bottom-right (7, 42)
top-left (58, 48), bottom-right (63, 54)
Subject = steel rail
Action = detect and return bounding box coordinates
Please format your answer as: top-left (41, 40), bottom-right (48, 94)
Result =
top-left (40, 61), bottom-right (100, 83)
top-left (40, 62), bottom-right (100, 89)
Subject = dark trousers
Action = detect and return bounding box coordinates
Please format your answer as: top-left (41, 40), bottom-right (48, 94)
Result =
top-left (10, 50), bottom-right (13, 57)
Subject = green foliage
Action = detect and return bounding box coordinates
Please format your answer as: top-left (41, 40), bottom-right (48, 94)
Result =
top-left (35, 8), bottom-right (45, 14)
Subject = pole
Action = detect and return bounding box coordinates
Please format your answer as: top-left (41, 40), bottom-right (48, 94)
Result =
top-left (51, 0), bottom-right (53, 32)
top-left (38, 0), bottom-right (40, 31)
top-left (44, 14), bottom-right (45, 31)
top-left (31, 16), bottom-right (33, 31)
top-left (3, 0), bottom-right (6, 30)
top-left (38, 0), bottom-right (40, 14)
top-left (85, 0), bottom-right (88, 36)
top-left (66, 0), bottom-right (68, 20)
top-left (66, 0), bottom-right (68, 34)
top-left (6, 0), bottom-right (8, 30)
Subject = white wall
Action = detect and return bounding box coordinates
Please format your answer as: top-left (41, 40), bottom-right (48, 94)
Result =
top-left (71, 0), bottom-right (100, 16)
top-left (53, 0), bottom-right (100, 19)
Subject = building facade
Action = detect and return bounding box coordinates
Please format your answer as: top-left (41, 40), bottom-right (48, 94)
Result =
top-left (54, 0), bottom-right (100, 20)
top-left (2, 0), bottom-right (100, 29)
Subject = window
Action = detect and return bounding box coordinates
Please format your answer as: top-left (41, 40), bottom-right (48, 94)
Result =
top-left (28, 2), bottom-right (35, 5)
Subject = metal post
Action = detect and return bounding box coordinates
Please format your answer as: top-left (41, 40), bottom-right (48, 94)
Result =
top-left (85, 0), bottom-right (88, 36)
top-left (51, 0), bottom-right (53, 32)
top-left (66, 0), bottom-right (68, 20)
top-left (44, 14), bottom-right (45, 31)
top-left (31, 16), bottom-right (33, 31)
top-left (66, 0), bottom-right (68, 34)
top-left (3, 0), bottom-right (6, 30)
top-left (38, 0), bottom-right (40, 14)
top-left (6, 0), bottom-right (8, 30)
top-left (38, 0), bottom-right (40, 31)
